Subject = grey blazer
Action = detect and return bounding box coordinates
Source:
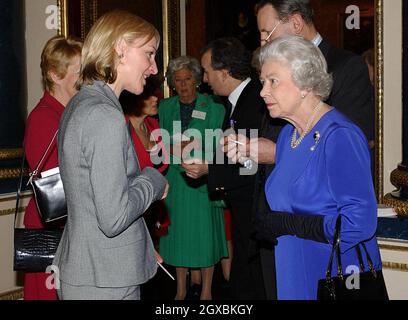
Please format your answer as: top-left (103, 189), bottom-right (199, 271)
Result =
top-left (53, 81), bottom-right (167, 288)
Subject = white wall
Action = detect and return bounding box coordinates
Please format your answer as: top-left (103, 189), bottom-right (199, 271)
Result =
top-left (25, 0), bottom-right (57, 115)
top-left (383, 0), bottom-right (403, 194)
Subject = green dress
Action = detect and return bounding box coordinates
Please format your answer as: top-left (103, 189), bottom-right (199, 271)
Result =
top-left (158, 93), bottom-right (228, 267)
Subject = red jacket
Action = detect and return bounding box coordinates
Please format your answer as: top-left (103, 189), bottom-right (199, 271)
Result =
top-left (126, 116), bottom-right (170, 238)
top-left (24, 91), bottom-right (63, 228)
top-left (126, 116), bottom-right (169, 173)
top-left (23, 91), bottom-right (63, 300)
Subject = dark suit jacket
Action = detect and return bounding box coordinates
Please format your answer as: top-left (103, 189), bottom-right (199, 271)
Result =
top-left (207, 78), bottom-right (266, 200)
top-left (207, 78), bottom-right (268, 299)
top-left (319, 39), bottom-right (374, 140)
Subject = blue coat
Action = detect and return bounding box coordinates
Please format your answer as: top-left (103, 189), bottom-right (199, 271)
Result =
top-left (265, 109), bottom-right (382, 300)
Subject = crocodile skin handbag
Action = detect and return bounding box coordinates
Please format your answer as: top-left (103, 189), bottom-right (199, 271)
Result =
top-left (13, 141), bottom-right (63, 272)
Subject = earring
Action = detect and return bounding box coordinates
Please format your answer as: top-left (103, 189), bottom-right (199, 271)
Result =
top-left (118, 53), bottom-right (124, 59)
top-left (301, 93), bottom-right (306, 99)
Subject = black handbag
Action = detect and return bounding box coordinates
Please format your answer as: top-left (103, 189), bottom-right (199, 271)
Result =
top-left (28, 130), bottom-right (67, 224)
top-left (14, 228), bottom-right (63, 272)
top-left (13, 147), bottom-right (63, 272)
top-left (317, 216), bottom-right (388, 300)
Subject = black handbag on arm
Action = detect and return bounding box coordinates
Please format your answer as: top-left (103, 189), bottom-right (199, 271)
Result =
top-left (13, 144), bottom-right (63, 272)
top-left (28, 130), bottom-right (67, 224)
top-left (317, 216), bottom-right (388, 300)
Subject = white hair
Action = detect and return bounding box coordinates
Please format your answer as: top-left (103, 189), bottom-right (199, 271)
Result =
top-left (165, 55), bottom-right (202, 88)
top-left (259, 35), bottom-right (333, 100)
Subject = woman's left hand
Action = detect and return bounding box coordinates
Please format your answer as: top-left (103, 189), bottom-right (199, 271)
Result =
top-left (154, 249), bottom-right (163, 264)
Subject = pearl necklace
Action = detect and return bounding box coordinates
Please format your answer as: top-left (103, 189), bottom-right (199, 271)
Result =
top-left (291, 101), bottom-right (323, 149)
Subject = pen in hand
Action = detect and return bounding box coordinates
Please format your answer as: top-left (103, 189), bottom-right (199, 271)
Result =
top-left (157, 261), bottom-right (175, 281)
top-left (230, 139), bottom-right (245, 146)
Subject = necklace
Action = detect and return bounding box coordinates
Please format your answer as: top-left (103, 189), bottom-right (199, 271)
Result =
top-left (291, 100), bottom-right (323, 149)
top-left (135, 122), bottom-right (155, 150)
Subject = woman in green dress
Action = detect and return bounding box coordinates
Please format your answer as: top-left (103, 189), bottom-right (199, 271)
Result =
top-left (159, 56), bottom-right (227, 300)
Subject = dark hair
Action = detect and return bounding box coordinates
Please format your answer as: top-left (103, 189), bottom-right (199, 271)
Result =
top-left (202, 37), bottom-right (252, 80)
top-left (256, 0), bottom-right (314, 24)
top-left (120, 78), bottom-right (160, 117)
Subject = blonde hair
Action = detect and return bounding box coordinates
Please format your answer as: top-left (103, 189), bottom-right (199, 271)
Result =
top-left (41, 36), bottom-right (82, 92)
top-left (79, 10), bottom-right (160, 87)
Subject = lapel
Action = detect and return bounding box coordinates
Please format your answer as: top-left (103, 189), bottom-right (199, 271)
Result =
top-left (318, 38), bottom-right (330, 61)
top-left (170, 93), bottom-right (210, 131)
top-left (165, 94), bottom-right (210, 137)
top-left (318, 39), bottom-right (335, 74)
top-left (187, 93), bottom-right (210, 131)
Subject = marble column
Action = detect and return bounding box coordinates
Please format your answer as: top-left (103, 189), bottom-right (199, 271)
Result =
top-left (0, 0), bottom-right (26, 193)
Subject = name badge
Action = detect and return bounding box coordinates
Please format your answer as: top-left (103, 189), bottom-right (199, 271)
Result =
top-left (192, 110), bottom-right (206, 120)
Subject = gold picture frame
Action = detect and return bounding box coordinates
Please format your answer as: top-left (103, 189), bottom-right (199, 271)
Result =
top-left (374, 0), bottom-right (384, 202)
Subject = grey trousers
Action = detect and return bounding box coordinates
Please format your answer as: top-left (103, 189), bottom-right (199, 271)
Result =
top-left (58, 281), bottom-right (141, 300)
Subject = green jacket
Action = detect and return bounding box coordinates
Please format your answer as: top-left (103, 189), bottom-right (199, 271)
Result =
top-left (159, 92), bottom-right (225, 165)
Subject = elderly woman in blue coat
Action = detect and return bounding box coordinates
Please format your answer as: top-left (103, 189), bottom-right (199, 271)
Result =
top-left (249, 35), bottom-right (386, 300)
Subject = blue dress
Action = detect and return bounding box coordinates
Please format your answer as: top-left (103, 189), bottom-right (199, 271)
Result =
top-left (265, 109), bottom-right (382, 300)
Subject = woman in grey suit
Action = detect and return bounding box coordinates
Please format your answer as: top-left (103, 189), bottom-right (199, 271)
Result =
top-left (53, 11), bottom-right (168, 300)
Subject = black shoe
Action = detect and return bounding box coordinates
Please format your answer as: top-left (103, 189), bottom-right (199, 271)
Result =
top-left (186, 284), bottom-right (201, 300)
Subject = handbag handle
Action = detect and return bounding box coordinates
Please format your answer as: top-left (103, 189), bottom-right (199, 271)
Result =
top-left (14, 149), bottom-right (26, 229)
top-left (325, 216), bottom-right (343, 281)
top-left (325, 215), bottom-right (377, 281)
top-left (27, 130), bottom-right (58, 185)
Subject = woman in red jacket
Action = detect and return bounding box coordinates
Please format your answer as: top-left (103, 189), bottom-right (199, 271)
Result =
top-left (120, 78), bottom-right (169, 245)
top-left (23, 36), bottom-right (82, 300)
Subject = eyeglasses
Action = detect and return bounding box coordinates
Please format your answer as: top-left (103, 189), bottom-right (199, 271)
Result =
top-left (260, 20), bottom-right (282, 44)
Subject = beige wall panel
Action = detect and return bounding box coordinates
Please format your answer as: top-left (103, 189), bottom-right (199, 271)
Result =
top-left (383, 0), bottom-right (403, 194)
top-left (25, 0), bottom-right (58, 115)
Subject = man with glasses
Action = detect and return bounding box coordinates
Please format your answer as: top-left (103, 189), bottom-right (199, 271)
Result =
top-left (259, 19), bottom-right (282, 45)
top-left (224, 0), bottom-right (375, 300)
top-left (256, 0), bottom-right (373, 140)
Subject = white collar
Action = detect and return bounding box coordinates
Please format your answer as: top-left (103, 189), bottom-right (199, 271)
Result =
top-left (228, 78), bottom-right (251, 108)
top-left (311, 33), bottom-right (323, 47)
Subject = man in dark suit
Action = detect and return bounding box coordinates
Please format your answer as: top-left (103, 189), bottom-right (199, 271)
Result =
top-left (225, 0), bottom-right (375, 300)
top-left (182, 37), bottom-right (268, 299)
top-left (256, 0), bottom-right (374, 141)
